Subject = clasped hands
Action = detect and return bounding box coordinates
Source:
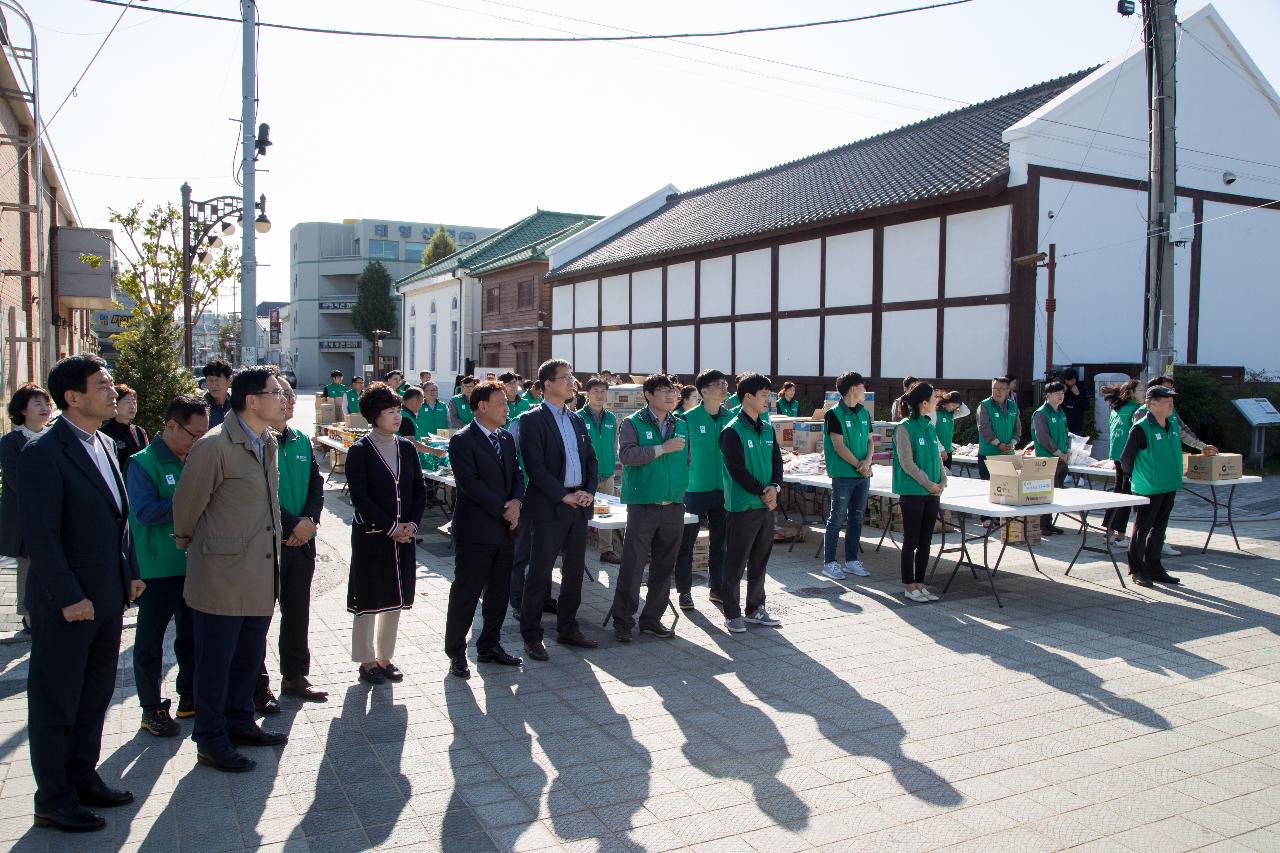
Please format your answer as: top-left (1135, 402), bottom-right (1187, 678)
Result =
top-left (560, 490), bottom-right (594, 510)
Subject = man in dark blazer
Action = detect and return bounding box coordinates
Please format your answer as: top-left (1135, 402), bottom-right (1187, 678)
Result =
top-left (517, 359), bottom-right (598, 661)
top-left (443, 381), bottom-right (525, 678)
top-left (21, 355), bottom-right (144, 833)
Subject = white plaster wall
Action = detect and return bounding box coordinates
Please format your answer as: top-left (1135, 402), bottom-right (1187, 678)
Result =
top-left (880, 309), bottom-right (938, 378)
top-left (823, 313), bottom-right (872, 376)
top-left (945, 207), bottom-right (1011, 297)
top-left (778, 239), bottom-right (821, 311)
top-left (574, 280), bottom-right (598, 327)
top-left (551, 284), bottom-right (573, 330)
top-left (601, 274), bottom-right (629, 326)
top-left (883, 218), bottom-right (939, 303)
top-left (601, 329), bottom-right (629, 372)
top-left (943, 304), bottom-right (1008, 379)
top-left (667, 262), bottom-right (695, 320)
top-left (666, 325), bottom-right (694, 374)
top-left (778, 317), bottom-right (820, 376)
top-left (631, 328), bottom-right (663, 373)
top-left (574, 332), bottom-right (598, 372)
top-left (826, 230), bottom-right (873, 307)
top-left (632, 268), bottom-right (663, 324)
top-left (1197, 202), bottom-right (1280, 372)
top-left (700, 256), bottom-right (732, 317)
top-left (699, 322), bottom-right (731, 373)
top-left (551, 333), bottom-right (572, 362)
top-left (735, 249), bottom-right (771, 315)
top-left (734, 319), bottom-right (771, 374)
top-left (1174, 237), bottom-right (1192, 361)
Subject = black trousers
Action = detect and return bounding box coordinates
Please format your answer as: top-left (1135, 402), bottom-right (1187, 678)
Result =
top-left (133, 575), bottom-right (194, 710)
top-left (899, 494), bottom-right (940, 585)
top-left (28, 610), bottom-right (123, 813)
top-left (258, 545), bottom-right (315, 691)
top-left (508, 517), bottom-right (551, 609)
top-left (1128, 490), bottom-right (1176, 580)
top-left (1104, 470), bottom-right (1134, 534)
top-left (609, 504), bottom-right (685, 630)
top-left (721, 508), bottom-right (774, 620)
top-left (675, 490), bottom-right (727, 594)
top-left (445, 538), bottom-right (514, 657)
top-left (193, 610), bottom-right (271, 754)
top-left (521, 512), bottom-right (588, 643)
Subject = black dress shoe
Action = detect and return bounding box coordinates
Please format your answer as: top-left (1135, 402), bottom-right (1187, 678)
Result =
top-left (176, 694), bottom-right (195, 718)
top-left (542, 597), bottom-right (559, 614)
top-left (477, 648), bottom-right (522, 666)
top-left (1152, 573), bottom-right (1181, 585)
top-left (1134, 575), bottom-right (1155, 588)
top-left (379, 663), bottom-right (404, 682)
top-left (197, 749), bottom-right (256, 773)
top-left (556, 633), bottom-right (598, 649)
top-left (639, 622), bottom-right (675, 639)
top-left (678, 593), bottom-right (695, 611)
top-left (280, 677), bottom-right (328, 702)
top-left (449, 656), bottom-right (471, 679)
top-left (254, 689), bottom-right (280, 716)
top-left (76, 781), bottom-right (134, 808)
top-left (358, 664), bottom-right (386, 685)
top-left (614, 626), bottom-right (632, 643)
top-left (34, 804), bottom-right (105, 832)
top-left (229, 725), bottom-right (289, 747)
top-left (524, 641), bottom-right (549, 661)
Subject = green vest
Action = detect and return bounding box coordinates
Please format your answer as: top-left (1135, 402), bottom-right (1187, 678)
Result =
top-left (892, 416), bottom-right (943, 497)
top-left (776, 398), bottom-right (800, 417)
top-left (1131, 413), bottom-right (1183, 495)
top-left (451, 393), bottom-right (474, 425)
top-left (823, 402), bottom-right (870, 479)
top-left (127, 442), bottom-right (187, 579)
top-left (935, 408), bottom-right (955, 453)
top-left (1033, 403), bottom-right (1069, 458)
top-left (978, 397), bottom-right (1017, 457)
top-left (725, 393), bottom-right (740, 414)
top-left (721, 415), bottom-right (775, 512)
top-left (396, 382), bottom-right (411, 396)
top-left (277, 429), bottom-right (315, 538)
top-left (684, 404), bottom-right (731, 492)
top-left (417, 401), bottom-right (448, 437)
top-left (1108, 401), bottom-right (1138, 461)
top-left (324, 382), bottom-right (346, 399)
top-left (345, 387), bottom-right (361, 414)
top-left (583, 408), bottom-right (617, 480)
top-left (621, 412), bottom-right (689, 505)
top-left (506, 396), bottom-right (531, 425)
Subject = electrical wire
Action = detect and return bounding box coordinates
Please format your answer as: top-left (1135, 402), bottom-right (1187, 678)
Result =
top-left (1177, 22), bottom-right (1280, 109)
top-left (1059, 196), bottom-right (1280, 260)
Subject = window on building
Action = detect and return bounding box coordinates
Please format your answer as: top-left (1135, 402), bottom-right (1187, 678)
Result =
top-left (369, 239), bottom-right (399, 260)
top-left (450, 296), bottom-right (459, 372)
top-left (485, 286), bottom-right (500, 314)
top-left (404, 242), bottom-right (426, 263)
top-left (516, 349), bottom-right (531, 380)
top-left (429, 303), bottom-right (438, 372)
top-left (517, 279), bottom-right (534, 308)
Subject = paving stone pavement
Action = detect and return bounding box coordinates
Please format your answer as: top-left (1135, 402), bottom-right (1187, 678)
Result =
top-left (0, 407), bottom-right (1277, 851)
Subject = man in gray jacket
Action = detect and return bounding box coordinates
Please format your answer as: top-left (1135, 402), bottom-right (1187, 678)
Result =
top-left (173, 366), bottom-right (288, 773)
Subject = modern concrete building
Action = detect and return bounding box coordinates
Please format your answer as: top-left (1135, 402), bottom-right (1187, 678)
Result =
top-left (287, 218), bottom-right (496, 389)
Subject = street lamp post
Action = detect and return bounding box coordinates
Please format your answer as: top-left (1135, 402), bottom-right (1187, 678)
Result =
top-left (371, 329), bottom-right (390, 382)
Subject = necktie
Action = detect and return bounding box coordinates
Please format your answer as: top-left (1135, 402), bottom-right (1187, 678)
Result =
top-left (489, 432), bottom-right (503, 460)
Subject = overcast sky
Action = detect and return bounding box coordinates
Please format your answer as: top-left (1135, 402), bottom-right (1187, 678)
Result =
top-left (28, 0), bottom-right (1280, 310)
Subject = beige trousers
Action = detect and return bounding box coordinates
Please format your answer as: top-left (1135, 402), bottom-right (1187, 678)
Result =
top-left (351, 610), bottom-right (401, 662)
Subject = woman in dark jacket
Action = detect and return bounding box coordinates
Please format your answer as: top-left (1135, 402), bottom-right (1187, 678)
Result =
top-left (345, 383), bottom-right (426, 684)
top-left (100, 383), bottom-right (149, 472)
top-left (1, 382), bottom-right (53, 629)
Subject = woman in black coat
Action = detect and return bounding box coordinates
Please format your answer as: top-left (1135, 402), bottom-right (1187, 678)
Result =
top-left (1, 383), bottom-right (53, 630)
top-left (345, 383), bottom-right (426, 685)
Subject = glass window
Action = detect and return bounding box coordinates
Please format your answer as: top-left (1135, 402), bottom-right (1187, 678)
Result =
top-left (517, 279), bottom-right (534, 308)
top-left (429, 303), bottom-right (438, 372)
top-left (404, 242), bottom-right (426, 262)
top-left (409, 327), bottom-right (416, 371)
top-left (369, 239), bottom-right (399, 260)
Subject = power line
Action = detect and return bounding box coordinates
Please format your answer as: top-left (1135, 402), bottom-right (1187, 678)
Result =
top-left (1177, 22), bottom-right (1280, 110)
top-left (1059, 196), bottom-right (1280, 260)
top-left (86, 0), bottom-right (974, 43)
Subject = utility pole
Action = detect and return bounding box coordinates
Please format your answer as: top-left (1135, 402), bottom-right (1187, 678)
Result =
top-left (239, 0), bottom-right (258, 366)
top-left (1142, 0), bottom-right (1178, 383)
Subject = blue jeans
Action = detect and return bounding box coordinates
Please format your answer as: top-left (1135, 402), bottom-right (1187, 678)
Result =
top-left (824, 476), bottom-right (870, 563)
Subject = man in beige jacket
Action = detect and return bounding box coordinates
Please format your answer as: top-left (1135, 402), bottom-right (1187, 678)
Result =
top-left (173, 366), bottom-right (287, 773)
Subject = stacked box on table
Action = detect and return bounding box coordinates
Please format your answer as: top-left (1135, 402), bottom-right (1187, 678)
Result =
top-left (344, 413), bottom-right (369, 429)
top-left (316, 401), bottom-right (336, 425)
top-left (770, 416), bottom-right (803, 448)
top-left (793, 421), bottom-right (824, 454)
top-left (1183, 453), bottom-right (1243, 481)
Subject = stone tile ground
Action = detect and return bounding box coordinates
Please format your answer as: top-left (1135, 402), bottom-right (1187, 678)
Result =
top-left (0, 401), bottom-right (1277, 851)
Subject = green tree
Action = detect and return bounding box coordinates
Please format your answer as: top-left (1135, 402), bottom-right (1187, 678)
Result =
top-left (110, 311), bottom-right (198, 435)
top-left (421, 224), bottom-right (458, 266)
top-left (351, 261), bottom-right (398, 344)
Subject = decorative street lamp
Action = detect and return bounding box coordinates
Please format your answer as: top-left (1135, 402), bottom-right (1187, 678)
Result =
top-left (371, 329), bottom-right (390, 381)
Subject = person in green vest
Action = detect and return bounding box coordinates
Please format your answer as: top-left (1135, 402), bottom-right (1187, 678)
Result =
top-left (259, 377), bottom-right (328, 704)
top-left (500, 372), bottom-right (531, 424)
top-left (522, 379), bottom-right (543, 406)
top-left (417, 381), bottom-right (450, 451)
top-left (399, 387), bottom-right (448, 471)
top-left (582, 377), bottom-right (622, 564)
top-left (127, 394), bottom-right (210, 737)
top-left (676, 370), bottom-right (733, 610)
top-left (776, 381), bottom-right (801, 417)
top-left (891, 382), bottom-right (946, 603)
top-left (324, 370), bottom-right (347, 401)
top-left (822, 371), bottom-right (874, 580)
top-left (344, 375), bottom-right (364, 416)
top-left (607, 374), bottom-right (689, 642)
top-left (1120, 385), bottom-right (1191, 588)
top-left (1101, 378), bottom-right (1141, 545)
top-left (718, 372), bottom-right (784, 633)
top-left (1032, 380), bottom-right (1071, 536)
top-left (724, 390), bottom-right (740, 414)
top-left (448, 376), bottom-right (477, 428)
top-left (384, 370), bottom-right (410, 397)
top-left (675, 385), bottom-right (699, 416)
top-left (976, 375), bottom-right (1021, 526)
top-left (931, 390), bottom-right (969, 469)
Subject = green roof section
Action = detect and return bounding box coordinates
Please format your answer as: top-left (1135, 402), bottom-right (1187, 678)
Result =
top-left (465, 218), bottom-right (601, 276)
top-left (395, 209), bottom-right (600, 288)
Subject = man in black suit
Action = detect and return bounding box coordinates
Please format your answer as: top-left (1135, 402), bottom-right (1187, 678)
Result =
top-left (21, 355), bottom-right (144, 833)
top-left (517, 358), bottom-right (599, 661)
top-left (443, 381), bottom-right (525, 678)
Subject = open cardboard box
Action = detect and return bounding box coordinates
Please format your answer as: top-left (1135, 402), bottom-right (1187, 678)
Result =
top-left (985, 455), bottom-right (1055, 506)
top-left (1184, 452), bottom-right (1243, 481)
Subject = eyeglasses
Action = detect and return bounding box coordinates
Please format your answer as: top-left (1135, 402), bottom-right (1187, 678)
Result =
top-left (251, 389), bottom-right (287, 398)
top-left (180, 424), bottom-right (207, 441)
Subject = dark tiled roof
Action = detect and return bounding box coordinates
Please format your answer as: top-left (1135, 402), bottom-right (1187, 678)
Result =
top-left (467, 218), bottom-right (602, 277)
top-left (548, 69), bottom-right (1093, 280)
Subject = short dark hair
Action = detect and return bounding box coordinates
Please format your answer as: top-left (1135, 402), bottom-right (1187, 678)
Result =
top-left (680, 386), bottom-right (697, 404)
top-left (7, 382), bottom-right (50, 423)
top-left (359, 382), bottom-right (401, 422)
top-left (1044, 380), bottom-right (1066, 395)
top-left (469, 380), bottom-right (505, 410)
top-left (383, 370), bottom-right (402, 382)
top-left (537, 359), bottom-right (571, 384)
top-left (943, 390), bottom-right (963, 407)
top-left (352, 375), bottom-right (364, 384)
top-left (781, 381), bottom-right (796, 393)
top-left (735, 371), bottom-right (772, 399)
top-left (836, 371), bottom-right (865, 396)
top-left (401, 387), bottom-right (423, 403)
top-left (694, 369), bottom-right (726, 393)
top-left (330, 370), bottom-right (343, 378)
top-left (642, 373), bottom-right (674, 397)
top-left (114, 383), bottom-right (136, 400)
top-left (230, 366), bottom-right (277, 412)
top-left (498, 371), bottom-right (519, 385)
top-left (1147, 375), bottom-right (1174, 389)
top-left (202, 358), bottom-right (233, 379)
top-left (903, 382), bottom-right (936, 419)
top-left (165, 394), bottom-right (209, 425)
top-left (460, 375), bottom-right (476, 386)
top-left (992, 375), bottom-right (1011, 386)
top-left (584, 376), bottom-right (609, 393)
top-left (48, 354), bottom-right (108, 410)
top-left (521, 380), bottom-right (534, 391)
top-left (903, 375), bottom-right (919, 391)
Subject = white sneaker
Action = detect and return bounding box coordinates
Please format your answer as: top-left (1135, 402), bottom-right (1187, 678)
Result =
top-left (744, 607), bottom-right (782, 627)
top-left (821, 561), bottom-right (846, 580)
top-left (904, 588), bottom-right (931, 603)
top-left (1162, 543), bottom-right (1179, 557)
top-left (844, 560), bottom-right (870, 577)
top-left (1112, 533), bottom-right (1129, 547)
top-left (921, 587), bottom-right (940, 601)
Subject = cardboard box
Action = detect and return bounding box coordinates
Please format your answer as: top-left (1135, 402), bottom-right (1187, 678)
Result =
top-left (770, 416), bottom-right (802, 448)
top-left (328, 448), bottom-right (345, 474)
top-left (1002, 516), bottom-right (1042, 544)
top-left (985, 455), bottom-right (1056, 506)
top-left (344, 413), bottom-right (369, 429)
top-left (316, 402), bottom-right (336, 425)
top-left (792, 421), bottom-right (824, 454)
top-left (434, 428), bottom-right (459, 439)
top-left (1184, 452), bottom-right (1243, 481)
